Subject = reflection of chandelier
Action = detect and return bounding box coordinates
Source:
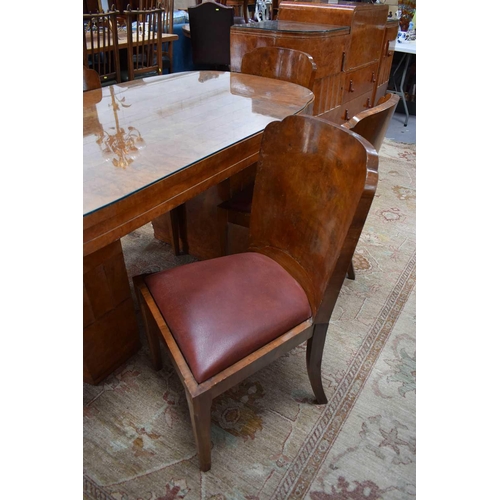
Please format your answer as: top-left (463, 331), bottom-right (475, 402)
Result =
top-left (96, 86), bottom-right (144, 168)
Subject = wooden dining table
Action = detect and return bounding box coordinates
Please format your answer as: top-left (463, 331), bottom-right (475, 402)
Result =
top-left (85, 28), bottom-right (178, 50)
top-left (83, 71), bottom-right (314, 385)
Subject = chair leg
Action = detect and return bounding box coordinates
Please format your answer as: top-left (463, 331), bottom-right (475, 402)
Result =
top-left (186, 391), bottom-right (213, 472)
top-left (306, 323), bottom-right (328, 404)
top-left (347, 260), bottom-right (355, 280)
top-left (216, 206), bottom-right (229, 256)
top-left (169, 204), bottom-right (189, 256)
top-left (135, 279), bottom-right (163, 370)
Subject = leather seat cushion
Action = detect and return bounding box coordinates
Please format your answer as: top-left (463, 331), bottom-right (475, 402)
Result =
top-left (144, 252), bottom-right (312, 384)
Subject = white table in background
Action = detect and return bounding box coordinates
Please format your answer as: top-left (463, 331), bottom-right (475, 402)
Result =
top-left (393, 40), bottom-right (416, 126)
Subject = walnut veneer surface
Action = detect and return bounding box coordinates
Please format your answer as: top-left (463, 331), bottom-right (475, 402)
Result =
top-left (83, 71), bottom-right (313, 255)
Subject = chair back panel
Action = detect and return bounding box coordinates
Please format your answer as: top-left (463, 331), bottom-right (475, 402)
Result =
top-left (83, 65), bottom-right (102, 91)
top-left (241, 46), bottom-right (317, 91)
top-left (188, 2), bottom-right (234, 68)
top-left (83, 9), bottom-right (121, 83)
top-left (341, 93), bottom-right (400, 153)
top-left (248, 115), bottom-right (378, 315)
top-left (124, 6), bottom-right (164, 80)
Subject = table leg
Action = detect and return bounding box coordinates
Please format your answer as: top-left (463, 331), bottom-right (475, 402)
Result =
top-left (390, 52), bottom-right (412, 127)
top-left (83, 239), bottom-right (141, 385)
top-left (399, 53), bottom-right (411, 127)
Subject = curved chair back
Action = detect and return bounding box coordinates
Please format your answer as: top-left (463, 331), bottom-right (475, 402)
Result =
top-left (188, 1), bottom-right (234, 69)
top-left (249, 115), bottom-right (378, 315)
top-left (83, 65), bottom-right (102, 92)
top-left (241, 46), bottom-right (317, 90)
top-left (341, 93), bottom-right (400, 152)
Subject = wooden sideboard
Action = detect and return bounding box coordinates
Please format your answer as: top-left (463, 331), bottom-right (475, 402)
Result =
top-left (230, 1), bottom-right (398, 123)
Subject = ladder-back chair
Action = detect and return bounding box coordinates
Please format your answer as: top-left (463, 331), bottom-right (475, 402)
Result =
top-left (83, 8), bottom-right (121, 84)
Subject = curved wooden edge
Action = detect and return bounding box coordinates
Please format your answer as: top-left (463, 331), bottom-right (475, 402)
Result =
top-left (341, 92), bottom-right (400, 134)
top-left (312, 121), bottom-right (379, 325)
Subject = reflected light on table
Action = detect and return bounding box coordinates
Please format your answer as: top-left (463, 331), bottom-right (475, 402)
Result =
top-left (95, 86), bottom-right (145, 168)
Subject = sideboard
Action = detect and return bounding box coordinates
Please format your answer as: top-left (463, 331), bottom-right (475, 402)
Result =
top-left (231, 1), bottom-right (399, 123)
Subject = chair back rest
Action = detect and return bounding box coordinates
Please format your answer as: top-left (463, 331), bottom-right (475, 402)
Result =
top-left (188, 1), bottom-right (234, 68)
top-left (248, 115), bottom-right (378, 316)
top-left (241, 46), bottom-right (317, 91)
top-left (83, 8), bottom-right (121, 84)
top-left (83, 65), bottom-right (102, 91)
top-left (341, 93), bottom-right (400, 153)
top-left (124, 5), bottom-right (164, 80)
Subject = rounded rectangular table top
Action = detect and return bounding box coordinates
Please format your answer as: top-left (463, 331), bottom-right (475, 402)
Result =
top-left (83, 71), bottom-right (314, 218)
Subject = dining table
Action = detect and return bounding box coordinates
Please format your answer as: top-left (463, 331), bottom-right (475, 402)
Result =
top-left (83, 71), bottom-right (314, 385)
top-left (85, 28), bottom-right (178, 50)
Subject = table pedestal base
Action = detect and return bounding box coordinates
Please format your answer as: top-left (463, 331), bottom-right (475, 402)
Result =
top-left (83, 240), bottom-right (140, 385)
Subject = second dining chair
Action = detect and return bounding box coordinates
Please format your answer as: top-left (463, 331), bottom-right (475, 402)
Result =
top-left (214, 46), bottom-right (317, 256)
top-left (188, 1), bottom-right (235, 70)
top-left (340, 92), bottom-right (400, 279)
top-left (83, 8), bottom-right (121, 84)
top-left (171, 46), bottom-right (318, 257)
top-left (133, 114), bottom-right (378, 471)
top-left (124, 5), bottom-right (165, 81)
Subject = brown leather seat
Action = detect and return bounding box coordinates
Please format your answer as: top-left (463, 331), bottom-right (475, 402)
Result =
top-left (144, 252), bottom-right (311, 383)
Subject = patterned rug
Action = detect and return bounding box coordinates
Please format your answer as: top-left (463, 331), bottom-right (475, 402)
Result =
top-left (83, 138), bottom-right (416, 500)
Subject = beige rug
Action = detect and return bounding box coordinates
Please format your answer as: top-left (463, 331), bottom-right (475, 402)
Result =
top-left (83, 138), bottom-right (416, 500)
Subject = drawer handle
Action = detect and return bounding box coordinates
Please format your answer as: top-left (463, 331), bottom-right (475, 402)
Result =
top-left (344, 109), bottom-right (350, 120)
top-left (365, 98), bottom-right (371, 108)
top-left (371, 72), bottom-right (376, 83)
top-left (348, 80), bottom-right (354, 93)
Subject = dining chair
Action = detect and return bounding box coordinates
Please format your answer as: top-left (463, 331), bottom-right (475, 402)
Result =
top-left (196, 0), bottom-right (249, 24)
top-left (188, 1), bottom-right (235, 70)
top-left (83, 65), bottom-right (102, 91)
top-left (215, 46), bottom-right (317, 256)
top-left (124, 5), bottom-right (165, 81)
top-left (340, 92), bottom-right (399, 279)
top-left (161, 0), bottom-right (175, 73)
top-left (133, 114), bottom-right (378, 471)
top-left (83, 8), bottom-right (121, 84)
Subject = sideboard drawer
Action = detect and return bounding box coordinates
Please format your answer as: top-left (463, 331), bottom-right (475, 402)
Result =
top-left (342, 61), bottom-right (379, 102)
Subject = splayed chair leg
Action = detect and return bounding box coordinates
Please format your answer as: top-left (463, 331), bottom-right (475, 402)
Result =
top-left (306, 323), bottom-right (328, 404)
top-left (186, 391), bottom-right (213, 472)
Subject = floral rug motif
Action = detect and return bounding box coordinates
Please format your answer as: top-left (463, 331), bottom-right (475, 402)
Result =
top-left (84, 138), bottom-right (416, 500)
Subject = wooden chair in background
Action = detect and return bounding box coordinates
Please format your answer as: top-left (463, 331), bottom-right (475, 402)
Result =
top-left (124, 5), bottom-right (164, 81)
top-left (341, 92), bottom-right (399, 279)
top-left (215, 46), bottom-right (317, 256)
top-left (83, 8), bottom-right (121, 84)
top-left (188, 1), bottom-right (234, 70)
top-left (161, 0), bottom-right (175, 73)
top-left (83, 65), bottom-right (102, 91)
top-left (133, 114), bottom-right (378, 471)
